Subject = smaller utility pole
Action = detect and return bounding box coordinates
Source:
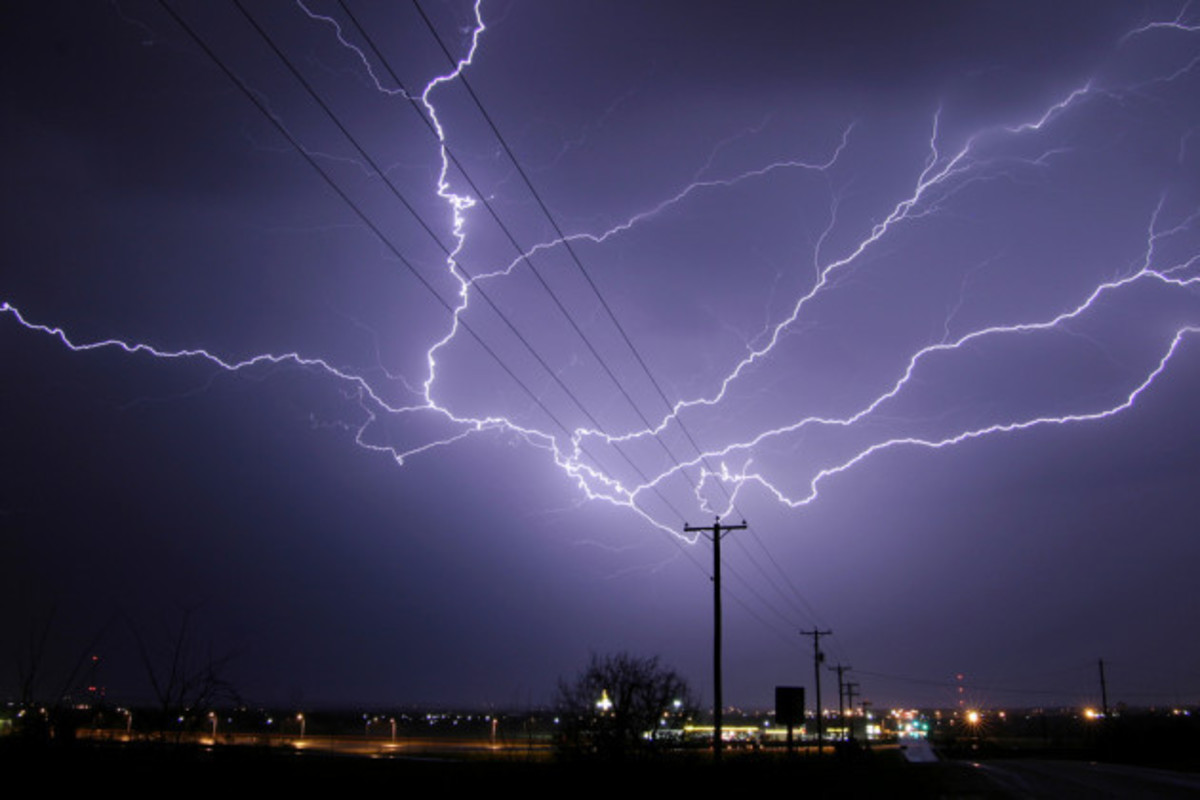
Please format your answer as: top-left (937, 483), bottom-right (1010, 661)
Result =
top-left (801, 628), bottom-right (833, 752)
top-left (828, 664), bottom-right (851, 741)
top-left (860, 700), bottom-right (872, 748)
top-left (844, 681), bottom-right (859, 741)
top-left (1098, 658), bottom-right (1110, 719)
top-left (684, 517), bottom-right (747, 763)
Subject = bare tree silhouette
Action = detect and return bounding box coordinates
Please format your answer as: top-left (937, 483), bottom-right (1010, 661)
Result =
top-left (557, 652), bottom-right (694, 760)
top-left (130, 604), bottom-right (239, 742)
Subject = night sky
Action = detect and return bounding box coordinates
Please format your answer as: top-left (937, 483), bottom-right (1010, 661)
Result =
top-left (3, 1), bottom-right (1199, 713)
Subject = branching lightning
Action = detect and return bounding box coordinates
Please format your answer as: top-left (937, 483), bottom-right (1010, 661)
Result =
top-left (3, 1), bottom-right (1198, 546)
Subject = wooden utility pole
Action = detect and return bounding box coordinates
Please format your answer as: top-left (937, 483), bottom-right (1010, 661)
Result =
top-left (860, 699), bottom-right (872, 748)
top-left (1098, 658), bottom-right (1110, 719)
top-left (829, 663), bottom-right (851, 741)
top-left (684, 517), bottom-right (747, 763)
top-left (844, 681), bottom-right (859, 741)
top-left (801, 628), bottom-right (833, 752)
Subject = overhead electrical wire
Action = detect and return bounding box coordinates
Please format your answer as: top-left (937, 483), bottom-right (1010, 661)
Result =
top-left (165, 0), bottom-right (834, 658)
top-left (232, 0), bottom-right (704, 524)
top-left (408, 0), bottom-right (837, 640)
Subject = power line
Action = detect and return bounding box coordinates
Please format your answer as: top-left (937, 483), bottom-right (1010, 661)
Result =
top-left (409, 0), bottom-right (835, 637)
top-left (189, 0), bottom-right (834, 654)
top-left (340, 1), bottom-right (693, 464)
top-left (163, 2), bottom-right (806, 638)
top-left (158, 0), bottom-right (657, 511)
top-left (334, 1), bottom-right (815, 625)
top-left (231, 0), bottom-right (702, 523)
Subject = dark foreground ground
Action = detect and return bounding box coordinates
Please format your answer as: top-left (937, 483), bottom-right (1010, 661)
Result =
top-left (7, 739), bottom-right (1200, 797)
top-left (0, 739), bottom-right (1035, 796)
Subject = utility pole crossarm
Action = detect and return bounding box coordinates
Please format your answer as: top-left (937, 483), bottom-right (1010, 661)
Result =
top-left (682, 518), bottom-right (748, 541)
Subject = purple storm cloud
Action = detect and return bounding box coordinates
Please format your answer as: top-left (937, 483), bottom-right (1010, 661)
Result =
top-left (2, 1), bottom-right (1198, 710)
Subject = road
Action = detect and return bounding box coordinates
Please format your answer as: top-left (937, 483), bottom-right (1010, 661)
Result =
top-left (969, 759), bottom-right (1200, 799)
top-left (79, 729), bottom-right (553, 759)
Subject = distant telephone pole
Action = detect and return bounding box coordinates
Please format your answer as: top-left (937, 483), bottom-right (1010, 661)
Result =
top-left (801, 628), bottom-right (833, 751)
top-left (844, 681), bottom-right (859, 741)
top-left (860, 699), bottom-right (872, 747)
top-left (684, 517), bottom-right (747, 763)
top-left (829, 663), bottom-right (851, 741)
top-left (1098, 658), bottom-right (1110, 719)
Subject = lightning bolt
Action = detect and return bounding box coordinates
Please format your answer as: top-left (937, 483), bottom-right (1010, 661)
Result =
top-left (3, 2), bottom-right (1198, 547)
top-left (1121, 3), bottom-right (1200, 43)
